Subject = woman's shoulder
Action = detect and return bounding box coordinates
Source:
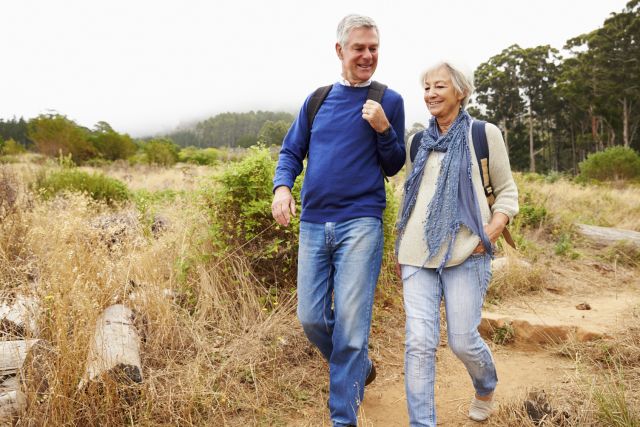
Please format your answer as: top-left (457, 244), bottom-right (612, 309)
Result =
top-left (479, 121), bottom-right (505, 147)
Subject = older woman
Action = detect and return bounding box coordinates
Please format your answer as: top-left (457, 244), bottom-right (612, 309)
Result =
top-left (396, 62), bottom-right (519, 426)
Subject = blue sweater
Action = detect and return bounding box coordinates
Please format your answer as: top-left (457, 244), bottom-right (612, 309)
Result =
top-left (273, 83), bottom-right (405, 223)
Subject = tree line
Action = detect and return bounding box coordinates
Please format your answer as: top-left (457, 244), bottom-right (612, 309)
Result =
top-left (470, 0), bottom-right (639, 173)
top-left (0, 111), bottom-right (294, 165)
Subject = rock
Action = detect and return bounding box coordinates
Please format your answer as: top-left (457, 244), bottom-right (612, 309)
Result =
top-left (575, 302), bottom-right (591, 310)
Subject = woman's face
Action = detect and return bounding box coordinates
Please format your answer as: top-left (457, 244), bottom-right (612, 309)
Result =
top-left (423, 66), bottom-right (465, 122)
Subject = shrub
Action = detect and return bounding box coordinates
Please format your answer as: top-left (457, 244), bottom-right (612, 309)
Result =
top-left (178, 146), bottom-right (220, 165)
top-left (143, 139), bottom-right (180, 166)
top-left (579, 146), bottom-right (640, 182)
top-left (204, 145), bottom-right (302, 288)
top-left (35, 168), bottom-right (130, 204)
top-left (1, 138), bottom-right (26, 155)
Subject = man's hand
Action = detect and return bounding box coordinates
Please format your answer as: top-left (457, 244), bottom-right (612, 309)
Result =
top-left (271, 186), bottom-right (296, 227)
top-left (362, 100), bottom-right (391, 134)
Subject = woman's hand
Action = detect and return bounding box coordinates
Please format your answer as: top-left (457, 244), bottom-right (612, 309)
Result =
top-left (472, 212), bottom-right (509, 254)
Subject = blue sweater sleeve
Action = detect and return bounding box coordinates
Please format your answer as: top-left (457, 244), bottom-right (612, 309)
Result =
top-left (377, 92), bottom-right (405, 176)
top-left (272, 97), bottom-right (311, 191)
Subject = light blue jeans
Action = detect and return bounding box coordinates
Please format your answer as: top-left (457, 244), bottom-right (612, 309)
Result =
top-left (297, 217), bottom-right (383, 427)
top-left (401, 254), bottom-right (497, 427)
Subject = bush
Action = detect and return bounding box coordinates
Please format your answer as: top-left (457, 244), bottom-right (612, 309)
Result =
top-left (579, 146), bottom-right (640, 182)
top-left (1, 138), bottom-right (26, 155)
top-left (142, 139), bottom-right (180, 166)
top-left (204, 145), bottom-right (302, 288)
top-left (179, 146), bottom-right (220, 165)
top-left (35, 168), bottom-right (130, 204)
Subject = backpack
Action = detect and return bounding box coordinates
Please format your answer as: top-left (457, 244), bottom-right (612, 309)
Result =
top-left (306, 81), bottom-right (389, 180)
top-left (409, 121), bottom-right (516, 249)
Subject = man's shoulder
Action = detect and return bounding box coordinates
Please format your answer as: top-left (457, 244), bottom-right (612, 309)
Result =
top-left (378, 85), bottom-right (403, 107)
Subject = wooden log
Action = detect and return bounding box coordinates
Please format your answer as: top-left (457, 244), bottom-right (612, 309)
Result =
top-left (576, 223), bottom-right (640, 247)
top-left (0, 390), bottom-right (26, 423)
top-left (79, 304), bottom-right (142, 390)
top-left (0, 294), bottom-right (39, 337)
top-left (0, 340), bottom-right (40, 377)
top-left (0, 340), bottom-right (52, 394)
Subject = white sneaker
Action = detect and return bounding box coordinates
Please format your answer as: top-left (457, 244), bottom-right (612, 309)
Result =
top-left (468, 397), bottom-right (494, 421)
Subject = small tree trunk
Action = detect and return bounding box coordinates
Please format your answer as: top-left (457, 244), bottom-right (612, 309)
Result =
top-left (501, 118), bottom-right (510, 155)
top-left (529, 103), bottom-right (535, 173)
top-left (623, 97), bottom-right (629, 148)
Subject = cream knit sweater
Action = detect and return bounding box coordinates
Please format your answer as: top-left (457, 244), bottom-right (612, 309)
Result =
top-left (397, 121), bottom-right (519, 268)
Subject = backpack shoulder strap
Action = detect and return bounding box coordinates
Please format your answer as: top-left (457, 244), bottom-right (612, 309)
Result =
top-left (409, 130), bottom-right (424, 163)
top-left (367, 81), bottom-right (387, 103)
top-left (306, 85), bottom-right (333, 127)
top-left (471, 120), bottom-right (494, 203)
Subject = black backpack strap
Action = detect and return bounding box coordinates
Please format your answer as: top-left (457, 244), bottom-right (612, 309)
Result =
top-left (307, 85), bottom-right (333, 127)
top-left (409, 130), bottom-right (424, 163)
top-left (367, 81), bottom-right (387, 103)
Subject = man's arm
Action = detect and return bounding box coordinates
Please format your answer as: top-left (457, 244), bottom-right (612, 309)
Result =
top-left (362, 93), bottom-right (406, 177)
top-left (272, 98), bottom-right (311, 227)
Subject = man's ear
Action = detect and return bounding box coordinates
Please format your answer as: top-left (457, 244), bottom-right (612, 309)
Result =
top-left (335, 42), bottom-right (343, 60)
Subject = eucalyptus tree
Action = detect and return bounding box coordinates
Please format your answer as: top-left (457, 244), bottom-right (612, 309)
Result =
top-left (474, 45), bottom-right (524, 154)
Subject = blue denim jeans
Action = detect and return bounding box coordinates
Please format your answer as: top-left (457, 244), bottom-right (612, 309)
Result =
top-left (297, 217), bottom-right (383, 427)
top-left (401, 254), bottom-right (497, 427)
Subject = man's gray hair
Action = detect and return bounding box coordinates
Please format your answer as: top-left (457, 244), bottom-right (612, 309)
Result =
top-left (336, 14), bottom-right (379, 48)
top-left (421, 61), bottom-right (475, 108)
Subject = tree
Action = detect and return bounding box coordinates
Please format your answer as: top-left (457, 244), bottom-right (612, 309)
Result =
top-left (474, 45), bottom-right (525, 154)
top-left (90, 121), bottom-right (137, 160)
top-left (28, 114), bottom-right (95, 163)
top-left (257, 120), bottom-right (291, 146)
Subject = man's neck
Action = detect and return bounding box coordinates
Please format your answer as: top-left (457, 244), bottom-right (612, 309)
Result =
top-left (340, 75), bottom-right (372, 87)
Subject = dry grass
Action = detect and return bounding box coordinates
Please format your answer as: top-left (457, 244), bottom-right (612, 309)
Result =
top-left (516, 174), bottom-right (640, 231)
top-left (1, 159), bottom-right (639, 426)
top-left (81, 162), bottom-right (217, 192)
top-left (0, 163), bottom-right (327, 426)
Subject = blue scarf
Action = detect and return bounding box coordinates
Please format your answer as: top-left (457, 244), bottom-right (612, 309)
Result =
top-left (396, 110), bottom-right (493, 272)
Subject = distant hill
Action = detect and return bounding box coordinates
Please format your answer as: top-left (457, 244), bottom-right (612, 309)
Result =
top-left (164, 111), bottom-right (295, 148)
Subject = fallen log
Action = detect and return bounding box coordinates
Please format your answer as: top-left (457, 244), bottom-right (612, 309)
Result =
top-left (575, 223), bottom-right (640, 247)
top-left (0, 389), bottom-right (26, 422)
top-left (0, 339), bottom-right (52, 394)
top-left (0, 294), bottom-right (39, 337)
top-left (79, 304), bottom-right (142, 391)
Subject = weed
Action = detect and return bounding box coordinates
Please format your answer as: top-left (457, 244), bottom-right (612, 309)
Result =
top-left (492, 322), bottom-right (515, 345)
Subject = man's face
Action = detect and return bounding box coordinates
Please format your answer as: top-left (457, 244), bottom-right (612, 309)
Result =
top-left (336, 27), bottom-right (379, 86)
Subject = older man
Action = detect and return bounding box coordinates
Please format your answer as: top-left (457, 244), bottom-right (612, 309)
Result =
top-left (271, 14), bottom-right (405, 427)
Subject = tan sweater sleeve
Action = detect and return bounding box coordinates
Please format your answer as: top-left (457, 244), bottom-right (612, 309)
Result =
top-left (486, 123), bottom-right (519, 222)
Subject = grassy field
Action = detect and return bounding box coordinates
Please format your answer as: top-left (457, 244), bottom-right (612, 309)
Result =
top-left (0, 154), bottom-right (638, 426)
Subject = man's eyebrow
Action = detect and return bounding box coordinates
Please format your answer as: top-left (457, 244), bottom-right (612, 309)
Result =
top-left (351, 42), bottom-right (378, 48)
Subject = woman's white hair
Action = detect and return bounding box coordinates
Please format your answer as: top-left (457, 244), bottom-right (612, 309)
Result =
top-left (336, 14), bottom-right (378, 48)
top-left (421, 61), bottom-right (475, 108)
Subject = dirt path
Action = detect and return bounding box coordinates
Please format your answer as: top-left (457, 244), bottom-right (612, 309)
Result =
top-left (287, 259), bottom-right (640, 426)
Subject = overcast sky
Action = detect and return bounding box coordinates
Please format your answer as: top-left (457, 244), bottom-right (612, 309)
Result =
top-left (2, 0), bottom-right (629, 137)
